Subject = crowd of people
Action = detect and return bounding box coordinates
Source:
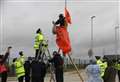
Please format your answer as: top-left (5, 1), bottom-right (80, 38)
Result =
top-left (85, 56), bottom-right (120, 82)
top-left (0, 14), bottom-right (66, 82)
top-left (0, 47), bottom-right (64, 82)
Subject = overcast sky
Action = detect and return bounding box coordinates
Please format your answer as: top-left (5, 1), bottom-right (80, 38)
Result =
top-left (0, 0), bottom-right (120, 58)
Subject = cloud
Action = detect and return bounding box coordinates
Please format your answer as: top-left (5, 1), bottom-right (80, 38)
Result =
top-left (0, 0), bottom-right (119, 58)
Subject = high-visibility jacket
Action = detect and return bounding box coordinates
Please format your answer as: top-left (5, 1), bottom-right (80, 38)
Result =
top-left (18, 55), bottom-right (25, 64)
top-left (115, 63), bottom-right (120, 70)
top-left (14, 59), bottom-right (25, 78)
top-left (100, 62), bottom-right (107, 77)
top-left (97, 60), bottom-right (107, 77)
top-left (34, 33), bottom-right (44, 49)
top-left (97, 59), bottom-right (102, 65)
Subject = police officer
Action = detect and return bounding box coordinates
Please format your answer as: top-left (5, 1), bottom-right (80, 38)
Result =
top-left (19, 51), bottom-right (25, 64)
top-left (13, 57), bottom-right (25, 82)
top-left (96, 56), bottom-right (108, 78)
top-left (34, 28), bottom-right (44, 59)
top-left (95, 56), bottom-right (102, 65)
top-left (49, 51), bottom-right (64, 82)
top-left (100, 58), bottom-right (107, 79)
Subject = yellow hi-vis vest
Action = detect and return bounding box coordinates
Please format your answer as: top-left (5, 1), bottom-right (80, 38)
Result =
top-left (19, 55), bottom-right (25, 64)
top-left (115, 63), bottom-right (120, 70)
top-left (34, 33), bottom-right (44, 49)
top-left (97, 60), bottom-right (107, 77)
top-left (14, 59), bottom-right (25, 78)
top-left (97, 59), bottom-right (102, 65)
top-left (100, 62), bottom-right (107, 77)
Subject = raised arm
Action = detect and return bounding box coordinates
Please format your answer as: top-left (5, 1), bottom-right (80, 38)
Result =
top-left (2, 46), bottom-right (12, 63)
top-left (52, 21), bottom-right (57, 34)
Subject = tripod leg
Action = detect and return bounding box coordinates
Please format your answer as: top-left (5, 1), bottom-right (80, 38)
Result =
top-left (49, 65), bottom-right (55, 82)
top-left (68, 54), bottom-right (84, 82)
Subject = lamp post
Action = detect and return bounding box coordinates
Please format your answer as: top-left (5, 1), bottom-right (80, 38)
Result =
top-left (115, 25), bottom-right (119, 55)
top-left (88, 16), bottom-right (96, 58)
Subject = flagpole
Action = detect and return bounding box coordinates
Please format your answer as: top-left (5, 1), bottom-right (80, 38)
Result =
top-left (68, 54), bottom-right (84, 82)
top-left (64, 0), bottom-right (83, 82)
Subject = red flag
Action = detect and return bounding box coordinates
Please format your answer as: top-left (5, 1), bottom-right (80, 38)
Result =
top-left (55, 26), bottom-right (71, 55)
top-left (64, 7), bottom-right (72, 24)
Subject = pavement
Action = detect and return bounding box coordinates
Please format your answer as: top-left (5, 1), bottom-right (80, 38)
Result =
top-left (5, 70), bottom-right (119, 82)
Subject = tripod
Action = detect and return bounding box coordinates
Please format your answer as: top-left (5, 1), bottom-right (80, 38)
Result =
top-left (36, 40), bottom-right (55, 82)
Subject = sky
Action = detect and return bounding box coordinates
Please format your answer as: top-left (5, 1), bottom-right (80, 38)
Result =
top-left (0, 0), bottom-right (120, 59)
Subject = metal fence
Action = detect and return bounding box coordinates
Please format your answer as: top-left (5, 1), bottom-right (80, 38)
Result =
top-left (8, 58), bottom-right (90, 76)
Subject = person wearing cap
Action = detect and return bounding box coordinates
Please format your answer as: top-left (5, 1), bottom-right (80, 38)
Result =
top-left (85, 59), bottom-right (103, 82)
top-left (95, 56), bottom-right (106, 78)
top-left (19, 51), bottom-right (25, 64)
top-left (34, 28), bottom-right (44, 59)
top-left (0, 46), bottom-right (12, 82)
top-left (100, 57), bottom-right (108, 79)
top-left (49, 51), bottom-right (64, 82)
top-left (13, 57), bottom-right (25, 82)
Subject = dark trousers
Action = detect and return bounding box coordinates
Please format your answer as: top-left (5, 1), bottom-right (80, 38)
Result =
top-left (118, 70), bottom-right (120, 82)
top-left (1, 71), bottom-right (7, 82)
top-left (40, 77), bottom-right (44, 82)
top-left (25, 74), bottom-right (30, 82)
top-left (55, 68), bottom-right (63, 82)
top-left (35, 49), bottom-right (39, 59)
top-left (18, 76), bottom-right (24, 82)
top-left (32, 76), bottom-right (41, 82)
top-left (35, 49), bottom-right (42, 60)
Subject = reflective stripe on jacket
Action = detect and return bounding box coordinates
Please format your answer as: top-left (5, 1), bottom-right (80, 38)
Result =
top-left (100, 62), bottom-right (107, 77)
top-left (34, 33), bottom-right (44, 49)
top-left (14, 59), bottom-right (25, 78)
top-left (97, 60), bottom-right (107, 77)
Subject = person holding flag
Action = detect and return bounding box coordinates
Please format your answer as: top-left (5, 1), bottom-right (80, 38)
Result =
top-left (52, 13), bottom-right (71, 56)
top-left (52, 5), bottom-right (84, 82)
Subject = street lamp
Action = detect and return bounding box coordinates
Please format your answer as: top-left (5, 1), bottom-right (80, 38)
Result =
top-left (115, 25), bottom-right (119, 55)
top-left (88, 16), bottom-right (96, 58)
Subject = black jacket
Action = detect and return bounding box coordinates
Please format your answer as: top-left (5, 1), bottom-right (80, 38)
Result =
top-left (103, 66), bottom-right (117, 82)
top-left (49, 55), bottom-right (63, 68)
top-left (0, 52), bottom-right (9, 64)
top-left (24, 60), bottom-right (31, 75)
top-left (31, 60), bottom-right (46, 77)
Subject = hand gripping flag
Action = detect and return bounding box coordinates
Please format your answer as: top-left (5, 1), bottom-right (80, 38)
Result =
top-left (55, 26), bottom-right (71, 55)
top-left (64, 7), bottom-right (72, 24)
